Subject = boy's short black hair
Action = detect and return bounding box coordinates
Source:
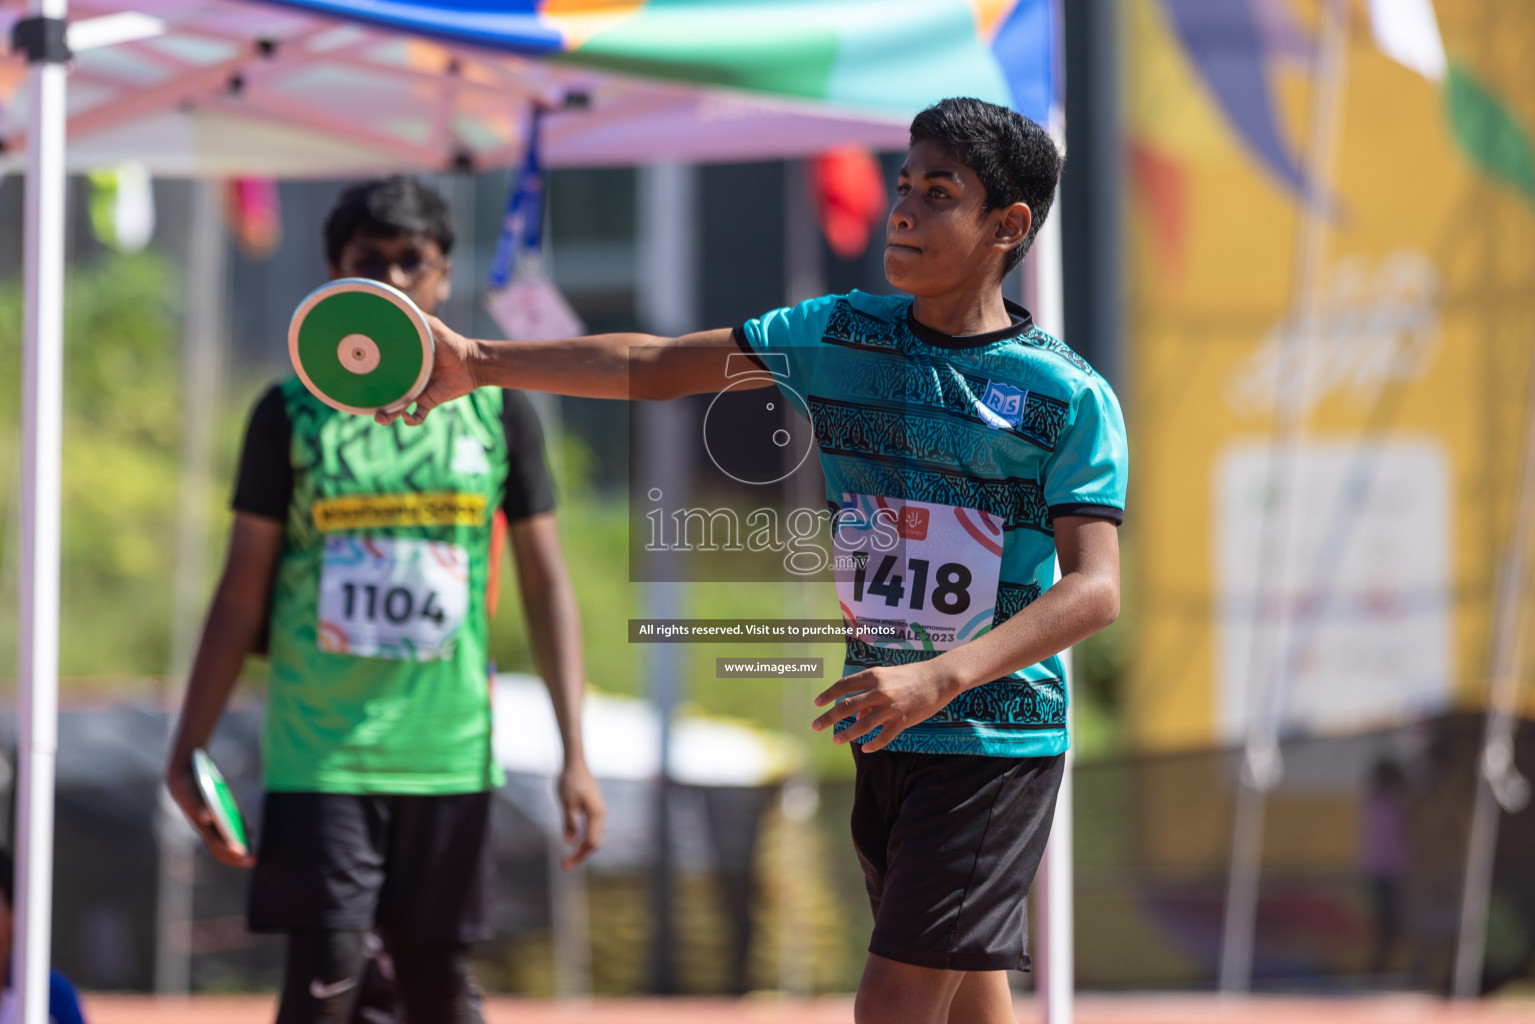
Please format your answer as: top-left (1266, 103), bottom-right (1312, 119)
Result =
top-left (324, 176), bottom-right (455, 267)
top-left (909, 97), bottom-right (1062, 274)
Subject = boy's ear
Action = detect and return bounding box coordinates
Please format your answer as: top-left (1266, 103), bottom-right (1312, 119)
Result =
top-left (994, 202), bottom-right (1032, 251)
top-left (436, 260), bottom-right (453, 305)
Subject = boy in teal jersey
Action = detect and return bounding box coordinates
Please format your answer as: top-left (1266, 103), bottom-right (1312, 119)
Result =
top-left (165, 177), bottom-right (605, 1024)
top-left (381, 99), bottom-right (1126, 1024)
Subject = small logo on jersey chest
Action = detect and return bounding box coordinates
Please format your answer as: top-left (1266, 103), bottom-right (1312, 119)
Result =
top-left (451, 435), bottom-right (491, 476)
top-left (977, 381), bottom-right (1028, 429)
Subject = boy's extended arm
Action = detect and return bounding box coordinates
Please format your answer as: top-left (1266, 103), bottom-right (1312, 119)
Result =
top-left (164, 511), bottom-right (284, 868)
top-left (508, 512), bottom-right (606, 868)
top-left (812, 516), bottom-right (1121, 751)
top-left (375, 315), bottom-right (771, 427)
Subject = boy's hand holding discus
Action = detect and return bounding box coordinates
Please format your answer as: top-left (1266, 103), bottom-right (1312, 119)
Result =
top-left (374, 311), bottom-right (744, 425)
top-left (166, 754), bottom-right (257, 869)
top-left (376, 313), bottom-right (483, 426)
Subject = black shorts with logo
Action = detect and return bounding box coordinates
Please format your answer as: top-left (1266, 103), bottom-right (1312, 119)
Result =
top-left (247, 791), bottom-right (495, 943)
top-left (850, 745), bottom-right (1064, 972)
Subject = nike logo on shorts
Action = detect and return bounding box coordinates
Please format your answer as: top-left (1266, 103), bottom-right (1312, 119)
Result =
top-left (309, 975), bottom-right (360, 1001)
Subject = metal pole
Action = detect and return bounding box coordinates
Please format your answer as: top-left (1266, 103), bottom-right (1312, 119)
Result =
top-left (17, 0), bottom-right (69, 1019)
top-left (777, 159), bottom-right (823, 1001)
top-left (1060, 0), bottom-right (1124, 388)
top-left (636, 161), bottom-right (697, 995)
top-left (1035, 692), bottom-right (1073, 1024)
top-left (1452, 342), bottom-right (1535, 999)
top-left (1217, 0), bottom-right (1348, 995)
top-left (548, 790), bottom-right (593, 997)
top-left (1030, 175), bottom-right (1074, 1024)
top-left (154, 178), bottom-right (228, 995)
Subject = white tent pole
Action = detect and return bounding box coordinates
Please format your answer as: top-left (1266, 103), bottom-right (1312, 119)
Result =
top-left (778, 158), bottom-right (823, 1001)
top-left (1031, 168), bottom-right (1073, 1024)
top-left (1452, 338), bottom-right (1535, 999)
top-left (1037, 687), bottom-right (1073, 1024)
top-left (16, 0), bottom-right (69, 1020)
top-left (1217, 0), bottom-right (1348, 995)
top-left (636, 161), bottom-right (696, 996)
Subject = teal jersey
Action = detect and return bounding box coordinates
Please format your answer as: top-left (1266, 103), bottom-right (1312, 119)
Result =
top-left (735, 291), bottom-right (1129, 757)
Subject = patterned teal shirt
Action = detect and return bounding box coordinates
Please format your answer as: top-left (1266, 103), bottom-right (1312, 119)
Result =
top-left (734, 291), bottom-right (1129, 757)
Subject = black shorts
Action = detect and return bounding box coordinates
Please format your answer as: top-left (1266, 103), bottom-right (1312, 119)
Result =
top-left (850, 745), bottom-right (1064, 972)
top-left (248, 791), bottom-right (495, 943)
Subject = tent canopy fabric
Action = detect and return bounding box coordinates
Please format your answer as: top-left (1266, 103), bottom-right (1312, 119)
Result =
top-left (0, 0), bottom-right (1055, 176)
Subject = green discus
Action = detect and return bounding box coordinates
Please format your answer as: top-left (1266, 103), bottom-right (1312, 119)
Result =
top-left (288, 278), bottom-right (435, 415)
top-left (192, 748), bottom-right (249, 857)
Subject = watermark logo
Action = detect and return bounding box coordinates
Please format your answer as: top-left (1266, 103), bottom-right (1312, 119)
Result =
top-left (894, 504), bottom-right (929, 541)
top-left (641, 488), bottom-right (836, 575)
top-left (631, 345), bottom-right (935, 583)
top-left (701, 351), bottom-right (815, 486)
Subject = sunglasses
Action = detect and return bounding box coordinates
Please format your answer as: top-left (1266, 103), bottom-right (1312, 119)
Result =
top-left (346, 248), bottom-right (448, 284)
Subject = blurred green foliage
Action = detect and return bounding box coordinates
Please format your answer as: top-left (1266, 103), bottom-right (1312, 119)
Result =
top-left (0, 252), bottom-right (252, 681)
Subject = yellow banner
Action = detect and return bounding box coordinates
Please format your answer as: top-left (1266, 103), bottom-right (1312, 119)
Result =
top-left (1126, 0), bottom-right (1535, 752)
top-left (311, 492), bottom-right (488, 532)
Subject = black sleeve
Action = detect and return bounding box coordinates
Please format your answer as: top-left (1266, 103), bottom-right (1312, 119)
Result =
top-left (501, 389), bottom-right (557, 522)
top-left (1048, 502), bottom-right (1124, 525)
top-left (231, 384), bottom-right (293, 522)
top-left (731, 324), bottom-right (769, 371)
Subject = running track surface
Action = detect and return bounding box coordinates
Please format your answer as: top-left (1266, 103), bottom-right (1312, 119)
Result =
top-left (79, 995), bottom-right (1535, 1023)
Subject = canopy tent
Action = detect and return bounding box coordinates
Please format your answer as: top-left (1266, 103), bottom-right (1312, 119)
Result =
top-left (3, 2), bottom-right (1064, 1020)
top-left (1, 0), bottom-right (1055, 174)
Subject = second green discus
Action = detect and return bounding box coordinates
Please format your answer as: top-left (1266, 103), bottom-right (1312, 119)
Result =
top-left (289, 278), bottom-right (435, 415)
top-left (192, 747), bottom-right (249, 857)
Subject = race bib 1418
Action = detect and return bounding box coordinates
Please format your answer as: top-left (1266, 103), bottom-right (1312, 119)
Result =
top-left (318, 537), bottom-right (470, 661)
top-left (832, 494), bottom-right (1003, 652)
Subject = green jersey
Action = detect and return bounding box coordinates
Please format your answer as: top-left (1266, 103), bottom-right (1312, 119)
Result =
top-left (233, 378), bottom-right (555, 793)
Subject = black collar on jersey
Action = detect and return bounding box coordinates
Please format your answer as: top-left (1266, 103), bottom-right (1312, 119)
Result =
top-left (906, 298), bottom-right (1035, 350)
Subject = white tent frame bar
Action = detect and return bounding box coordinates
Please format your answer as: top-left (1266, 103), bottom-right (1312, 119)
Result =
top-left (15, 1), bottom-right (68, 1022)
top-left (6, 2), bottom-right (921, 178)
top-left (204, 92), bottom-right (454, 169)
top-left (1030, 172), bottom-right (1073, 1024)
top-left (1452, 348), bottom-right (1535, 998)
top-left (11, 9), bottom-right (555, 171)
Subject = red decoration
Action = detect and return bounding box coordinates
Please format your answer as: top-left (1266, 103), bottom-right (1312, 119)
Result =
top-left (225, 178), bottom-right (282, 258)
top-left (811, 146), bottom-right (887, 260)
top-left (1128, 137), bottom-right (1188, 283)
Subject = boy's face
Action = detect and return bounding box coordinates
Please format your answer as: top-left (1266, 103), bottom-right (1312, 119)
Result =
top-left (883, 140), bottom-right (1031, 299)
top-left (331, 232), bottom-right (451, 315)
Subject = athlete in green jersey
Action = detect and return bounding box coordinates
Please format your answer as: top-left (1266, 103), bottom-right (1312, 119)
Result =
top-left (165, 177), bottom-right (604, 1024)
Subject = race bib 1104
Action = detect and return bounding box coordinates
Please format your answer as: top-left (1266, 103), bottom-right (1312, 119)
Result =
top-left (832, 494), bottom-right (1003, 652)
top-left (318, 537), bottom-right (470, 660)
